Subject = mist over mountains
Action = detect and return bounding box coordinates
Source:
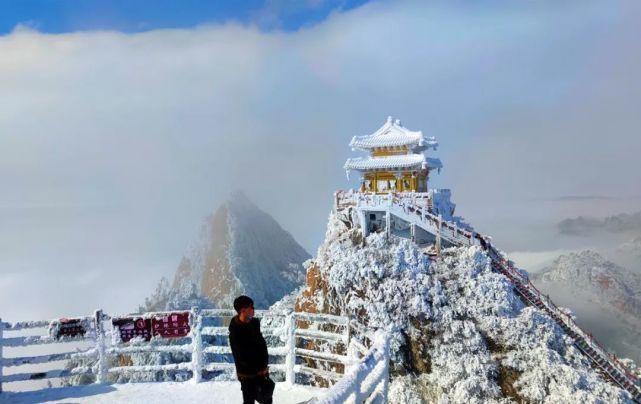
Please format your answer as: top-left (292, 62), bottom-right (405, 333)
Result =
top-left (558, 211), bottom-right (641, 236)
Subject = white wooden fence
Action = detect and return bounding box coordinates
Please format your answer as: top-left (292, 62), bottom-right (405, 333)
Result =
top-left (314, 330), bottom-right (390, 404)
top-left (0, 314), bottom-right (97, 389)
top-left (1, 308), bottom-right (390, 402)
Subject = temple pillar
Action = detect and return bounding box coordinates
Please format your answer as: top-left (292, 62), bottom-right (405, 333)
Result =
top-left (385, 209), bottom-right (391, 239)
top-left (358, 210), bottom-right (369, 237)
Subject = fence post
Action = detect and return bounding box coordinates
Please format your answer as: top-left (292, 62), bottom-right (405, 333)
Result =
top-left (381, 333), bottom-right (390, 404)
top-left (190, 307), bottom-right (203, 383)
top-left (285, 313), bottom-right (296, 385)
top-left (94, 309), bottom-right (107, 384)
top-left (345, 320), bottom-right (360, 374)
top-left (0, 317), bottom-right (4, 394)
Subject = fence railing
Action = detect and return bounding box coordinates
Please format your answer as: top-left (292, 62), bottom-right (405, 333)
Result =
top-left (340, 191), bottom-right (477, 248)
top-left (313, 330), bottom-right (390, 404)
top-left (0, 315), bottom-right (97, 389)
top-left (0, 308), bottom-right (357, 395)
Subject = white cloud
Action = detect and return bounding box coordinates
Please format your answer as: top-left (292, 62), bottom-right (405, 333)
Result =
top-left (1, 0), bottom-right (641, 319)
top-left (508, 249), bottom-right (573, 273)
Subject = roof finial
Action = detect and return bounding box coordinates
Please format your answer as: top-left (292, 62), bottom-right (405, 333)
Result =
top-left (387, 116), bottom-right (393, 124)
top-left (395, 118), bottom-right (401, 126)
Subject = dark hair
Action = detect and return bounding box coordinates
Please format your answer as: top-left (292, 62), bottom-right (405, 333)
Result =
top-left (233, 295), bottom-right (254, 314)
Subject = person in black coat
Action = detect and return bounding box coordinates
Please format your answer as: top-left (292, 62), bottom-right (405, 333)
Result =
top-left (229, 295), bottom-right (274, 404)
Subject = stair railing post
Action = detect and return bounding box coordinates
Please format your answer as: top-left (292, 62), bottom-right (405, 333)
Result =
top-left (94, 309), bottom-right (108, 384)
top-left (410, 223), bottom-right (416, 243)
top-left (0, 317), bottom-right (4, 394)
top-left (190, 307), bottom-right (203, 383)
top-left (285, 313), bottom-right (296, 385)
top-left (436, 214), bottom-right (442, 255)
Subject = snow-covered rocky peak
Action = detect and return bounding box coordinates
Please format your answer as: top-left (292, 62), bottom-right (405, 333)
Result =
top-left (143, 193), bottom-right (310, 311)
top-left (290, 212), bottom-right (634, 403)
top-left (531, 250), bottom-right (641, 365)
top-left (538, 250), bottom-right (624, 284)
top-left (534, 251), bottom-right (641, 315)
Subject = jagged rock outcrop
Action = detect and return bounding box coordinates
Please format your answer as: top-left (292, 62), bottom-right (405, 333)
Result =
top-left (143, 192), bottom-right (310, 311)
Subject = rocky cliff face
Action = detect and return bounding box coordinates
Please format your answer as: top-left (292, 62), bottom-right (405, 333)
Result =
top-left (531, 250), bottom-right (641, 363)
top-left (291, 212), bottom-right (634, 403)
top-left (143, 193), bottom-right (310, 311)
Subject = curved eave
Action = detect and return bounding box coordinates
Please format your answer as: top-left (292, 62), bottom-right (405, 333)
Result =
top-left (344, 155), bottom-right (430, 171)
top-left (426, 157), bottom-right (443, 170)
top-left (344, 156), bottom-right (442, 172)
top-left (345, 165), bottom-right (426, 173)
top-left (349, 137), bottom-right (423, 151)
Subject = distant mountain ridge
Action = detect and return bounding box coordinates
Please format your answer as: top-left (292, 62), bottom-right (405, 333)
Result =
top-left (533, 250), bottom-right (641, 317)
top-left (532, 250), bottom-right (641, 363)
top-left (558, 211), bottom-right (641, 236)
top-left (142, 192), bottom-right (310, 311)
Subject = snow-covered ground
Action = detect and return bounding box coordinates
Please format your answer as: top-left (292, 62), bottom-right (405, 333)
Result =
top-left (0, 381), bottom-right (323, 404)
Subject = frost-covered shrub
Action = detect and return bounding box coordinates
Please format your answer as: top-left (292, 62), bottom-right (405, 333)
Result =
top-left (292, 211), bottom-right (634, 403)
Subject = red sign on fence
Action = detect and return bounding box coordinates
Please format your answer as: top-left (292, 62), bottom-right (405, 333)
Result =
top-left (151, 312), bottom-right (190, 338)
top-left (53, 318), bottom-right (87, 339)
top-left (112, 317), bottom-right (152, 342)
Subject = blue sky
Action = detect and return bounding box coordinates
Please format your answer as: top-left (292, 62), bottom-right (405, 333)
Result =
top-left (0, 0), bottom-right (370, 33)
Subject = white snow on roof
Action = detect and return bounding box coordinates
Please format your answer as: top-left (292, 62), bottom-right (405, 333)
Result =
top-left (349, 116), bottom-right (438, 151)
top-left (344, 154), bottom-right (442, 171)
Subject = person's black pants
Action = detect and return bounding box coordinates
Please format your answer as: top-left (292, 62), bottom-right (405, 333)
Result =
top-left (240, 376), bottom-right (274, 404)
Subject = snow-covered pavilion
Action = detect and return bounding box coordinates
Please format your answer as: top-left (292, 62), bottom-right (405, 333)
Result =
top-left (344, 116), bottom-right (442, 193)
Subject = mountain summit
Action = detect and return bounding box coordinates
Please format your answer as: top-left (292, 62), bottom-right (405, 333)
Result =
top-left (290, 212), bottom-right (635, 402)
top-left (532, 250), bottom-right (641, 363)
top-left (143, 192), bottom-right (310, 311)
top-left (534, 250), bottom-right (641, 315)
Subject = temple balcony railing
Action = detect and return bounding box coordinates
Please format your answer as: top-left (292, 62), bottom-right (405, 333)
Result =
top-left (335, 190), bottom-right (434, 211)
